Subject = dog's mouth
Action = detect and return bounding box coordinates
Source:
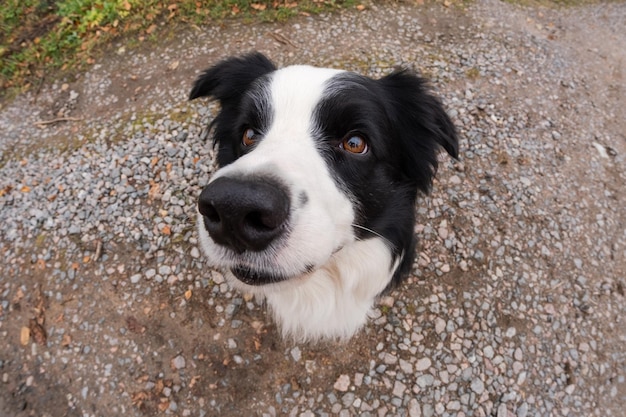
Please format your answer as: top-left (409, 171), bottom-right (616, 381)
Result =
top-left (230, 265), bottom-right (288, 286)
top-left (230, 263), bottom-right (316, 286)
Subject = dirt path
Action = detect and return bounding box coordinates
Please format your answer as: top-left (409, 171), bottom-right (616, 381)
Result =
top-left (0, 1), bottom-right (624, 416)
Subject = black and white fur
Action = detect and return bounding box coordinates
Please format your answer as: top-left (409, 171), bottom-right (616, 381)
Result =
top-left (190, 53), bottom-right (458, 341)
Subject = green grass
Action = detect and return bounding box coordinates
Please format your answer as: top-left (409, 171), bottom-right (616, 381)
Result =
top-left (0, 0), bottom-right (358, 95)
top-left (3, 0), bottom-right (616, 96)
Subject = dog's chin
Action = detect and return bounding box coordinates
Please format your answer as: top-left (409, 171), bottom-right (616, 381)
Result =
top-left (230, 265), bottom-right (290, 286)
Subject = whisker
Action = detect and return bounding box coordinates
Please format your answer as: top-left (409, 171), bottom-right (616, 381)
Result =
top-left (351, 224), bottom-right (393, 247)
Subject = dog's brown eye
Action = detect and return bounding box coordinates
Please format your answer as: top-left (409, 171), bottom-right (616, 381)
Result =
top-left (341, 135), bottom-right (368, 154)
top-left (242, 128), bottom-right (258, 147)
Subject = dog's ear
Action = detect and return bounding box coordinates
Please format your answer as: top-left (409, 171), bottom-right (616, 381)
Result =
top-left (189, 52), bottom-right (276, 104)
top-left (379, 70), bottom-right (458, 193)
top-left (189, 53), bottom-right (276, 166)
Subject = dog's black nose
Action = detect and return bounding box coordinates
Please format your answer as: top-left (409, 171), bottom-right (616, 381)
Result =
top-left (198, 177), bottom-right (290, 253)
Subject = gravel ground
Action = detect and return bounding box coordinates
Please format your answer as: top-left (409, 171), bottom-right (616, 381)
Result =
top-left (1, 1), bottom-right (625, 416)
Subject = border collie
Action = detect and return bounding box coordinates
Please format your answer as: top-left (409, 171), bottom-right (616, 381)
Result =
top-left (190, 52), bottom-right (458, 341)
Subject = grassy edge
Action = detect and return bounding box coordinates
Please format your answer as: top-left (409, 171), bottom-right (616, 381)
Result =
top-left (0, 0), bottom-right (361, 98)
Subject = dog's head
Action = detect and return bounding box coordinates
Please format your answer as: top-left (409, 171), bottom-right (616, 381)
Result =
top-left (190, 52), bottom-right (457, 340)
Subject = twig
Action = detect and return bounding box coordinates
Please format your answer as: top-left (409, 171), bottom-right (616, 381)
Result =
top-left (94, 239), bottom-right (102, 262)
top-left (268, 31), bottom-right (298, 48)
top-left (34, 117), bottom-right (83, 126)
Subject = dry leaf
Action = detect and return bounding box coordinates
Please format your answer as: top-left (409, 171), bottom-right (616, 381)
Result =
top-left (189, 375), bottom-right (200, 388)
top-left (168, 60), bottom-right (179, 71)
top-left (61, 334), bottom-right (72, 347)
top-left (126, 316), bottom-right (145, 334)
top-left (21, 185), bottom-right (31, 193)
top-left (20, 326), bottom-right (30, 345)
top-left (158, 401), bottom-right (170, 412)
top-left (356, 4), bottom-right (366, 11)
top-left (13, 287), bottom-right (24, 303)
top-left (146, 24), bottom-right (157, 34)
top-left (184, 290), bottom-right (192, 300)
top-left (251, 3), bottom-right (267, 10)
top-left (154, 379), bottom-right (164, 394)
top-left (148, 180), bottom-right (160, 199)
top-left (0, 185), bottom-right (12, 197)
top-left (131, 391), bottom-right (149, 406)
top-left (162, 225), bottom-right (171, 235)
top-left (29, 318), bottom-right (47, 345)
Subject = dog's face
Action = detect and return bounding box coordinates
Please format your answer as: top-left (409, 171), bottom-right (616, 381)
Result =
top-left (190, 53), bottom-right (457, 340)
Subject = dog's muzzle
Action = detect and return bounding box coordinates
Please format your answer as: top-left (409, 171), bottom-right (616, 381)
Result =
top-left (198, 176), bottom-right (290, 254)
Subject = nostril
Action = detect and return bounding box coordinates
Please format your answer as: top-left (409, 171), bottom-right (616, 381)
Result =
top-left (245, 210), bottom-right (284, 232)
top-left (245, 211), bottom-right (269, 231)
top-left (202, 203), bottom-right (221, 224)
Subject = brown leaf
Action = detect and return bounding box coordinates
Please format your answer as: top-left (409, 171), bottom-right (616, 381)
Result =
top-left (126, 316), bottom-right (146, 334)
top-left (20, 327), bottom-right (30, 345)
top-left (29, 318), bottom-right (47, 345)
top-left (154, 379), bottom-right (164, 394)
top-left (131, 390), bottom-right (149, 406)
top-left (157, 400), bottom-right (170, 412)
top-left (61, 334), bottom-right (72, 347)
top-left (0, 185), bottom-right (12, 197)
top-left (184, 290), bottom-right (192, 300)
top-left (251, 3), bottom-right (267, 10)
top-left (36, 259), bottom-right (46, 270)
top-left (13, 287), bottom-right (25, 303)
top-left (162, 225), bottom-right (171, 235)
top-left (189, 375), bottom-right (201, 388)
top-left (148, 180), bottom-right (160, 199)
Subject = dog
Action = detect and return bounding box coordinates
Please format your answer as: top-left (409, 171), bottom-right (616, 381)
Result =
top-left (189, 52), bottom-right (458, 341)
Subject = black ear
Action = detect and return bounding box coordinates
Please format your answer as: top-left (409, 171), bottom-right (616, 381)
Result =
top-left (189, 52), bottom-right (276, 104)
top-left (189, 53), bottom-right (276, 167)
top-left (379, 70), bottom-right (458, 193)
